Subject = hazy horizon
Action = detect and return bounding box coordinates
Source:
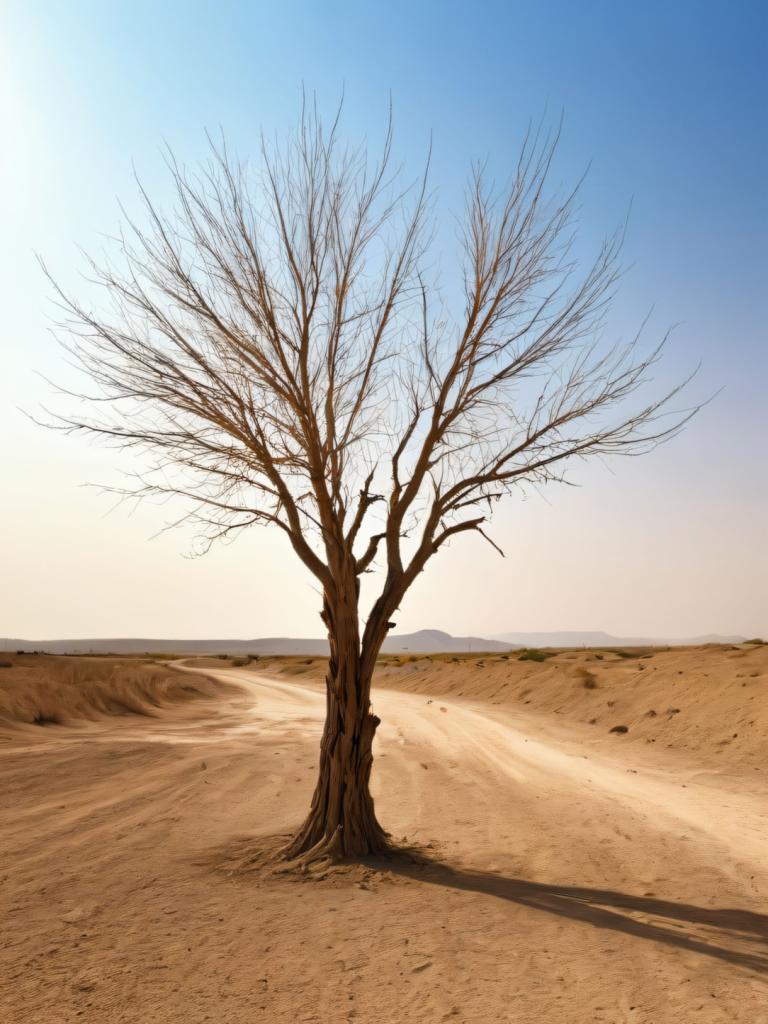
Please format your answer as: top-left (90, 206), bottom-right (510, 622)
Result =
top-left (2, 1), bottom-right (766, 640)
top-left (1, 627), bottom-right (753, 644)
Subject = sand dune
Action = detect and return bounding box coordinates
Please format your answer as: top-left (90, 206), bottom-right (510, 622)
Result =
top-left (1, 647), bottom-right (766, 1022)
top-left (0, 655), bottom-right (228, 732)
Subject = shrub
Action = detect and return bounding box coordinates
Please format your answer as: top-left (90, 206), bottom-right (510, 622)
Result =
top-left (518, 649), bottom-right (554, 663)
top-left (0, 660), bottom-right (13, 669)
top-left (746, 638), bottom-right (765, 645)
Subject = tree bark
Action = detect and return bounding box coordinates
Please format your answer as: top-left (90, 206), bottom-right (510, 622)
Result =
top-left (282, 593), bottom-right (389, 861)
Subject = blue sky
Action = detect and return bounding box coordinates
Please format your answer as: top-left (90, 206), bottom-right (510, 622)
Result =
top-left (2, 1), bottom-right (766, 638)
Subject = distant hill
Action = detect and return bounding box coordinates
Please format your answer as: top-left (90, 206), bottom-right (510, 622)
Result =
top-left (2, 629), bottom-right (513, 657)
top-left (489, 630), bottom-right (746, 648)
top-left (383, 630), bottom-right (513, 653)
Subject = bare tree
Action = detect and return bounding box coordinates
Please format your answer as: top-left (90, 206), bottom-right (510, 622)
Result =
top-left (44, 106), bottom-right (697, 863)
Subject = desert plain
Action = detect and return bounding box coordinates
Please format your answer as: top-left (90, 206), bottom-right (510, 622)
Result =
top-left (1, 642), bottom-right (767, 1023)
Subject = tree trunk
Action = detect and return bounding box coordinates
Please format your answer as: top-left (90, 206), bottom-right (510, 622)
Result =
top-left (282, 593), bottom-right (389, 861)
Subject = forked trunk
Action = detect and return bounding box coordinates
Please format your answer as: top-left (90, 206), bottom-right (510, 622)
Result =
top-left (282, 594), bottom-right (389, 861)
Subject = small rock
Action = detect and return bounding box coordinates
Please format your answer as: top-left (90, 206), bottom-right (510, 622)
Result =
top-left (61, 906), bottom-right (92, 925)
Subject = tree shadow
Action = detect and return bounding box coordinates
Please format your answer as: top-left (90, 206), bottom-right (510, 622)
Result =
top-left (380, 854), bottom-right (768, 974)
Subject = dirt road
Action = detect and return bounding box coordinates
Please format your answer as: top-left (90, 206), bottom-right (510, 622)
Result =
top-left (2, 664), bottom-right (767, 1023)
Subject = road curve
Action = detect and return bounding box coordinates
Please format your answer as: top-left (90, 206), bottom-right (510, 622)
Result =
top-left (187, 665), bottom-right (768, 889)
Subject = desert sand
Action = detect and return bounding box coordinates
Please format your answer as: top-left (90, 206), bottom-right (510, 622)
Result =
top-left (1, 645), bottom-right (767, 1023)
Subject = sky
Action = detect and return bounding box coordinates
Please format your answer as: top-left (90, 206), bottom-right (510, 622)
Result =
top-left (1, 0), bottom-right (766, 641)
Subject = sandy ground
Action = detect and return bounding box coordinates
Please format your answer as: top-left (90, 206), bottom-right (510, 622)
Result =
top-left (1, 652), bottom-right (767, 1023)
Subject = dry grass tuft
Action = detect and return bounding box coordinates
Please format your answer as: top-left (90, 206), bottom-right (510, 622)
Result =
top-left (576, 666), bottom-right (599, 689)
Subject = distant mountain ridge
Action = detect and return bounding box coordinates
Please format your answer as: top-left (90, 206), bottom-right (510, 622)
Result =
top-left (2, 629), bottom-right (513, 657)
top-left (3, 628), bottom-right (748, 657)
